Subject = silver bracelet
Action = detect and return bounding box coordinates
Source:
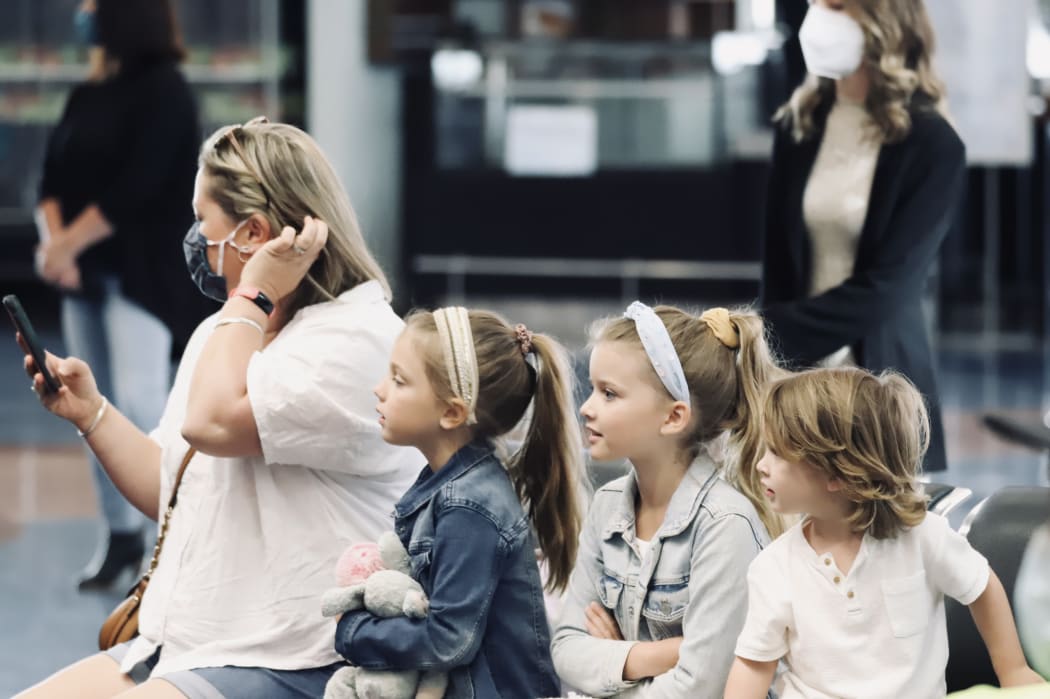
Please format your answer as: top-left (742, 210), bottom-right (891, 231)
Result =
top-left (214, 316), bottom-right (265, 335)
top-left (78, 395), bottom-right (109, 438)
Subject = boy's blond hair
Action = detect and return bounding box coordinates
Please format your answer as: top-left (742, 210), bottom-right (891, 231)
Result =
top-left (763, 367), bottom-right (929, 539)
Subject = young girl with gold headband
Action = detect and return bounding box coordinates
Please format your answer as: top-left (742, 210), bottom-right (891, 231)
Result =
top-left (552, 302), bottom-right (783, 698)
top-left (334, 307), bottom-right (584, 699)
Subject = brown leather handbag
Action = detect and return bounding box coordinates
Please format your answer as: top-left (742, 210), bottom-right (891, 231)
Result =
top-left (98, 448), bottom-right (195, 651)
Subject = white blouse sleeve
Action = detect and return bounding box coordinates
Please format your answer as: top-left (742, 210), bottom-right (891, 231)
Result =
top-left (246, 320), bottom-right (394, 476)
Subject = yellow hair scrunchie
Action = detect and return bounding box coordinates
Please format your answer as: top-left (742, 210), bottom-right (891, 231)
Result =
top-left (700, 307), bottom-right (740, 349)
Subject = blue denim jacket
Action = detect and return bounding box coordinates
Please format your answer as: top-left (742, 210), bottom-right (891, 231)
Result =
top-left (335, 441), bottom-right (559, 699)
top-left (551, 456), bottom-right (771, 698)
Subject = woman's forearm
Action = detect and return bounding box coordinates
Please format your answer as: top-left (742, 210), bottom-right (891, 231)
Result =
top-left (80, 399), bottom-right (163, 519)
top-left (62, 203), bottom-right (114, 255)
top-left (182, 297), bottom-right (265, 457)
top-left (36, 199), bottom-right (63, 242)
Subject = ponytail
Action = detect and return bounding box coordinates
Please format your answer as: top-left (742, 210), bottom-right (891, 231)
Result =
top-left (724, 312), bottom-right (788, 539)
top-left (510, 334), bottom-right (584, 593)
top-left (407, 309), bottom-right (583, 593)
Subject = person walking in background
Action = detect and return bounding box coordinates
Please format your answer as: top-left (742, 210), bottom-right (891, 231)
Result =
top-left (34, 0), bottom-right (209, 590)
top-left (760, 0), bottom-right (966, 473)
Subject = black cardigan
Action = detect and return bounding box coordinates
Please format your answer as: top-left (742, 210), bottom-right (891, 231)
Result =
top-left (40, 60), bottom-right (212, 358)
top-left (760, 96), bottom-right (967, 473)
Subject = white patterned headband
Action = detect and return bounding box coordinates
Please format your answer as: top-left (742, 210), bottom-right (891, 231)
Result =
top-left (433, 307), bottom-right (479, 425)
top-left (624, 301), bottom-right (690, 406)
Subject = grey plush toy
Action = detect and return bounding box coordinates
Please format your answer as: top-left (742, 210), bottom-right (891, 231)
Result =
top-left (321, 531), bottom-right (447, 699)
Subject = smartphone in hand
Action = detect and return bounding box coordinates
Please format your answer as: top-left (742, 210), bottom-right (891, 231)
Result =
top-left (3, 294), bottom-right (62, 394)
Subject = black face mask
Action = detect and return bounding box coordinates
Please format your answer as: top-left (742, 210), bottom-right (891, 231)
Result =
top-left (182, 220), bottom-right (248, 302)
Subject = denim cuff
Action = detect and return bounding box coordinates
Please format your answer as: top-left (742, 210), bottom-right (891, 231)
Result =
top-left (600, 640), bottom-right (641, 695)
top-left (333, 611), bottom-right (370, 660)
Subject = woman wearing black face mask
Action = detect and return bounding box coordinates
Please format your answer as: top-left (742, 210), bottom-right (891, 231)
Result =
top-left (17, 119), bottom-right (424, 699)
top-left (759, 0), bottom-right (966, 473)
top-left (34, 0), bottom-right (208, 592)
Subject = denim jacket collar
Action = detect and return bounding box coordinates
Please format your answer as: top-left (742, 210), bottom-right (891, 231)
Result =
top-left (601, 455), bottom-right (720, 541)
top-left (394, 440), bottom-right (494, 519)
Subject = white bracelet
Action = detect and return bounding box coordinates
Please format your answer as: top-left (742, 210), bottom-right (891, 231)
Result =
top-left (78, 395), bottom-right (109, 438)
top-left (214, 317), bottom-right (265, 335)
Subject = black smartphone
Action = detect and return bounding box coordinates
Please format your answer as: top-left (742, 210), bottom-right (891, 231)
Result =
top-left (3, 294), bottom-right (62, 394)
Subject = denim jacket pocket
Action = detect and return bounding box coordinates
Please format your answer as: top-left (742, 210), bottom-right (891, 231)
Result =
top-left (598, 572), bottom-right (625, 610)
top-left (642, 578), bottom-right (689, 639)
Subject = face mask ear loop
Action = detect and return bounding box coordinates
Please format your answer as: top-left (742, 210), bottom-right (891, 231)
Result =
top-left (216, 235), bottom-right (228, 277)
top-left (232, 218), bottom-right (256, 264)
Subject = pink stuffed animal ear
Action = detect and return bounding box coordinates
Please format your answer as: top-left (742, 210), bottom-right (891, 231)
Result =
top-left (334, 542), bottom-right (385, 587)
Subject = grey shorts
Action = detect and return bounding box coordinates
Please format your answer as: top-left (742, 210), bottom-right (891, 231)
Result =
top-left (104, 641), bottom-right (342, 699)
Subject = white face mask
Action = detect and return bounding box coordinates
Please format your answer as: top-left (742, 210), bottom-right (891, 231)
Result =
top-left (798, 3), bottom-right (865, 79)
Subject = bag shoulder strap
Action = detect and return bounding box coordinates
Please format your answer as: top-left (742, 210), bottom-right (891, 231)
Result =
top-left (167, 447), bottom-right (196, 510)
top-left (140, 447), bottom-right (196, 585)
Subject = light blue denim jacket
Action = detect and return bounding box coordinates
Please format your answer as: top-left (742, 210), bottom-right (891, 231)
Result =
top-left (551, 456), bottom-right (771, 698)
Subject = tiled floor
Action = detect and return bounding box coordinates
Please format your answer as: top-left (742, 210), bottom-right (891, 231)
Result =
top-left (1, 298), bottom-right (1047, 696)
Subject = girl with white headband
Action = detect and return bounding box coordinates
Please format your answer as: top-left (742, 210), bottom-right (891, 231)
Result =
top-left (552, 302), bottom-right (783, 699)
top-left (334, 307), bottom-right (584, 699)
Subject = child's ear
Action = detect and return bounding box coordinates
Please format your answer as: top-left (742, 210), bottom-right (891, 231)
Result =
top-left (659, 401), bottom-right (692, 437)
top-left (439, 398), bottom-right (470, 431)
top-left (826, 475), bottom-right (844, 492)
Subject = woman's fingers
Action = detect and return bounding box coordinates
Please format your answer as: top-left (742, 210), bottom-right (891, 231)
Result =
top-left (262, 216), bottom-right (326, 260)
top-left (296, 216), bottom-right (327, 256)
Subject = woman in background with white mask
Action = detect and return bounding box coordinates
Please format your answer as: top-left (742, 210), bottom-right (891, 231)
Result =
top-left (759, 0), bottom-right (964, 474)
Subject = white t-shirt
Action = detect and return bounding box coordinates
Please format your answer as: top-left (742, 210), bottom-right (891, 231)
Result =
top-left (735, 513), bottom-right (989, 699)
top-left (121, 280), bottom-right (425, 676)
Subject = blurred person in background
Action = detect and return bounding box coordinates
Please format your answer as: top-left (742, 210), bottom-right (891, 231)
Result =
top-left (34, 0), bottom-right (208, 590)
top-left (759, 0), bottom-right (966, 473)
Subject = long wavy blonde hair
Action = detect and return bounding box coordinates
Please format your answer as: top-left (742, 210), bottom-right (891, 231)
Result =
top-left (596, 306), bottom-right (788, 539)
top-left (776, 0), bottom-right (945, 144)
top-left (199, 118), bottom-right (391, 319)
top-left (762, 367), bottom-right (929, 540)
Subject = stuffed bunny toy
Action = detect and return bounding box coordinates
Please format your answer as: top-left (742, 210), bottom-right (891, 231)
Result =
top-left (321, 531), bottom-right (447, 699)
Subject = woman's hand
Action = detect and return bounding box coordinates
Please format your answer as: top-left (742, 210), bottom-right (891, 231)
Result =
top-left (35, 237), bottom-right (81, 290)
top-left (239, 215), bottom-right (328, 302)
top-left (585, 601), bottom-right (624, 640)
top-left (22, 336), bottom-right (103, 431)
